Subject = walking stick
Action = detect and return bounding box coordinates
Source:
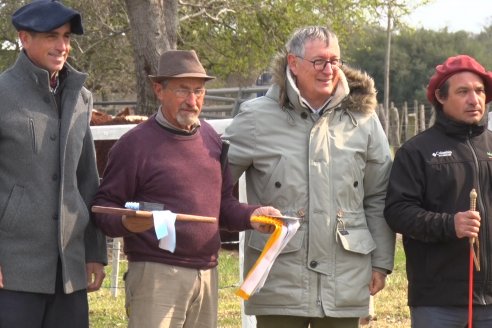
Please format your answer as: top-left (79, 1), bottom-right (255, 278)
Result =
top-left (469, 188), bottom-right (480, 328)
top-left (91, 205), bottom-right (216, 223)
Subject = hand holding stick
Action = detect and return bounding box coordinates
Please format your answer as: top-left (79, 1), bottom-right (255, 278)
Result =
top-left (469, 189), bottom-right (480, 271)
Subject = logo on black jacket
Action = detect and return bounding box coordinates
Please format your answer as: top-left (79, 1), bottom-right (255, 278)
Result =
top-left (432, 150), bottom-right (452, 157)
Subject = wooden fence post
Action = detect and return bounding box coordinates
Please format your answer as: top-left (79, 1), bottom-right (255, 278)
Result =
top-left (110, 238), bottom-right (122, 297)
top-left (389, 102), bottom-right (400, 150)
top-left (413, 100), bottom-right (419, 136)
top-left (378, 104), bottom-right (388, 136)
top-left (429, 106), bottom-right (436, 127)
top-left (232, 89), bottom-right (244, 117)
top-left (401, 102), bottom-right (408, 143)
top-left (419, 104), bottom-right (426, 133)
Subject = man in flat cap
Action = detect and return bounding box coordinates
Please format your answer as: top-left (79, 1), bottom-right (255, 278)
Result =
top-left (385, 55), bottom-right (492, 327)
top-left (0, 1), bottom-right (107, 327)
top-left (92, 49), bottom-right (280, 328)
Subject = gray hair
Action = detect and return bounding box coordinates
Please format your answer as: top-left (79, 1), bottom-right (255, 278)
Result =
top-left (285, 26), bottom-right (337, 57)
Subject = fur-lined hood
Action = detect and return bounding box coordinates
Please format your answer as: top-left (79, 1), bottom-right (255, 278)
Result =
top-left (270, 49), bottom-right (378, 115)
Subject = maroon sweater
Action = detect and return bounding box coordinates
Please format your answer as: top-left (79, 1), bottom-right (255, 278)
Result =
top-left (93, 116), bottom-right (257, 269)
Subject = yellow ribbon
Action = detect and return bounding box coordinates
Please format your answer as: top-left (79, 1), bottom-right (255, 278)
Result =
top-left (236, 215), bottom-right (284, 300)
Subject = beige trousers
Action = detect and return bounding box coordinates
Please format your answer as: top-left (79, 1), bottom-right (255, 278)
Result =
top-left (125, 261), bottom-right (218, 328)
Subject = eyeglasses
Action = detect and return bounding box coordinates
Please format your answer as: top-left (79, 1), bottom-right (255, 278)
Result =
top-left (296, 56), bottom-right (344, 71)
top-left (171, 88), bottom-right (206, 98)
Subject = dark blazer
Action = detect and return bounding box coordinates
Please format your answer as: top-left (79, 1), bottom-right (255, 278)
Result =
top-left (0, 51), bottom-right (107, 294)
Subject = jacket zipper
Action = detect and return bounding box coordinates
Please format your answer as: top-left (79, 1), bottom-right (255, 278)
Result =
top-left (467, 134), bottom-right (488, 305)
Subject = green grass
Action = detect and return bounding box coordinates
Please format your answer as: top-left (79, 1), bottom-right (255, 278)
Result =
top-left (89, 239), bottom-right (409, 327)
top-left (372, 237), bottom-right (411, 327)
top-left (88, 260), bottom-right (127, 327)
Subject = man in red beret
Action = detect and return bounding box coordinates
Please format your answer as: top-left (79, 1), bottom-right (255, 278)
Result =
top-left (385, 54), bottom-right (492, 327)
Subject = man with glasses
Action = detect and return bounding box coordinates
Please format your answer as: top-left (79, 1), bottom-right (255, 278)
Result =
top-left (92, 49), bottom-right (280, 328)
top-left (224, 26), bottom-right (395, 328)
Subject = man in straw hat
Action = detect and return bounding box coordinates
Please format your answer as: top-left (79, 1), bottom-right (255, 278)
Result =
top-left (93, 49), bottom-right (280, 327)
top-left (0, 1), bottom-right (107, 327)
top-left (385, 54), bottom-right (492, 327)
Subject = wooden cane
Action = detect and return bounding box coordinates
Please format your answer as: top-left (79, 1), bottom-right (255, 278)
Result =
top-left (91, 205), bottom-right (216, 223)
top-left (468, 188), bottom-right (478, 328)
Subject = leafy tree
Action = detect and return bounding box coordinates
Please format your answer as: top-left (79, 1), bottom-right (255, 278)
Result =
top-left (69, 0), bottom-right (135, 101)
top-left (0, 1), bottom-right (27, 69)
top-left (0, 0), bottom-right (136, 101)
top-left (178, 0), bottom-right (386, 86)
top-left (0, 0), bottom-right (490, 115)
top-left (347, 26), bottom-right (492, 107)
top-left (375, 0), bottom-right (432, 130)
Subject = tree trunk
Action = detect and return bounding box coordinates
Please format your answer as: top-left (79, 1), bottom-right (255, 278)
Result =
top-left (124, 0), bottom-right (178, 115)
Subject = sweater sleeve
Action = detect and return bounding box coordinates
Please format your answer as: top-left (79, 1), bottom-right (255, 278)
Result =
top-left (92, 134), bottom-right (141, 238)
top-left (218, 152), bottom-right (258, 232)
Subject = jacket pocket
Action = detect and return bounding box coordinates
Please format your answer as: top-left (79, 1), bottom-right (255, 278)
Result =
top-left (244, 228), bottom-right (306, 306)
top-left (334, 210), bottom-right (373, 307)
top-left (337, 228), bottom-right (376, 255)
top-left (29, 118), bottom-right (37, 154)
top-left (247, 226), bottom-right (304, 254)
top-left (0, 184), bottom-right (25, 232)
top-left (336, 210), bottom-right (376, 254)
top-left (334, 228), bottom-right (373, 307)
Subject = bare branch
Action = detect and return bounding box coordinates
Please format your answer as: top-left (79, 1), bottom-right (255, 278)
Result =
top-left (179, 0), bottom-right (235, 22)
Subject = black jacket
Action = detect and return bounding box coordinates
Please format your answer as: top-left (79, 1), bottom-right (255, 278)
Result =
top-left (384, 109), bottom-right (492, 306)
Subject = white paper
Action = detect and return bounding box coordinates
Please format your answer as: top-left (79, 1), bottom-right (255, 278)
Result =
top-left (152, 210), bottom-right (177, 253)
top-left (239, 219), bottom-right (301, 298)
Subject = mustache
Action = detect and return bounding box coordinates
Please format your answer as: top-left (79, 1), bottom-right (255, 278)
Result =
top-left (180, 105), bottom-right (199, 112)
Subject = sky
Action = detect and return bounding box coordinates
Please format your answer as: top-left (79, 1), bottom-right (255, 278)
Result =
top-left (404, 0), bottom-right (492, 34)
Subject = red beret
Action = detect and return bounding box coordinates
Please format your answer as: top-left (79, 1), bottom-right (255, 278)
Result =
top-left (426, 55), bottom-right (492, 104)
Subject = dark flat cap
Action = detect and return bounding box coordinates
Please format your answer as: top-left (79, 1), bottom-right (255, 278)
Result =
top-left (149, 50), bottom-right (215, 82)
top-left (12, 0), bottom-right (83, 35)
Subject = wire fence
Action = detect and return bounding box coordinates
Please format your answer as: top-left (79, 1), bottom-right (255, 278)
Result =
top-left (102, 237), bottom-right (239, 296)
top-left (93, 86), bottom-right (270, 119)
top-left (93, 86), bottom-right (464, 148)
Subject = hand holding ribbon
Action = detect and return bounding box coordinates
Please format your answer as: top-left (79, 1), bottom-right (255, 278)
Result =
top-left (237, 214), bottom-right (301, 300)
